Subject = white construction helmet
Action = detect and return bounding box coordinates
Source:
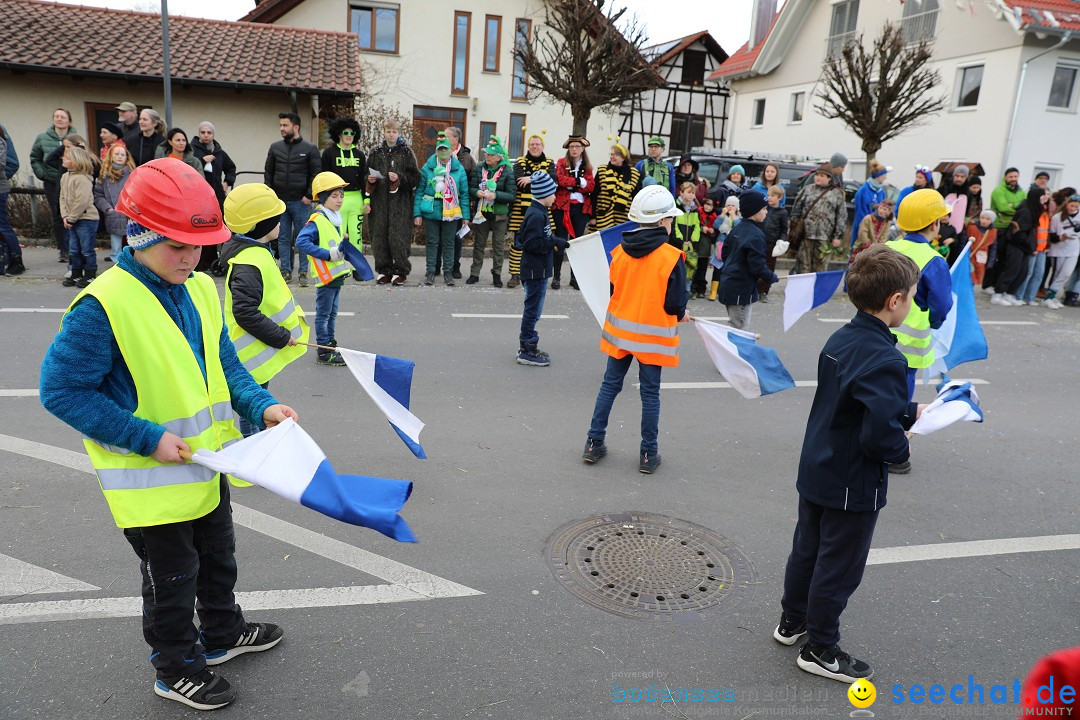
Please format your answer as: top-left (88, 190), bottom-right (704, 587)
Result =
top-left (628, 185), bottom-right (684, 224)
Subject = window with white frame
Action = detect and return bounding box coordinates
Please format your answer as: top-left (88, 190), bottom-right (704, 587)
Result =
top-left (901, 0), bottom-right (939, 44)
top-left (1048, 63), bottom-right (1079, 110)
top-left (827, 0), bottom-right (859, 60)
top-left (956, 64), bottom-right (983, 108)
top-left (752, 98), bottom-right (766, 127)
top-left (790, 91), bottom-right (805, 123)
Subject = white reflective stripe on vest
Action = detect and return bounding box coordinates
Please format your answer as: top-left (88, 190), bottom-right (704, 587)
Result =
top-left (601, 330), bottom-right (680, 357)
top-left (97, 462), bottom-right (216, 490)
top-left (88, 402), bottom-right (235, 456)
top-left (895, 341), bottom-right (933, 357)
top-left (242, 325), bottom-right (304, 372)
top-left (605, 312), bottom-right (679, 338)
top-left (897, 323), bottom-right (931, 339)
top-left (267, 298), bottom-right (298, 324)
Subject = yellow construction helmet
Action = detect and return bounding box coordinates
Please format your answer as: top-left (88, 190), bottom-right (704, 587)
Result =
top-left (896, 188), bottom-right (952, 232)
top-left (311, 171), bottom-right (348, 199)
top-left (223, 183), bottom-right (286, 234)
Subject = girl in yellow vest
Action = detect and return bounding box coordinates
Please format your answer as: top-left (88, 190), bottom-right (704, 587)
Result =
top-left (295, 171), bottom-right (353, 365)
top-left (219, 182), bottom-right (310, 435)
top-left (40, 159), bottom-right (298, 711)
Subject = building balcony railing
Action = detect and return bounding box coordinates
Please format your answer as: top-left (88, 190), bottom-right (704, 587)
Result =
top-left (825, 31), bottom-right (857, 60)
top-left (901, 9), bottom-right (938, 45)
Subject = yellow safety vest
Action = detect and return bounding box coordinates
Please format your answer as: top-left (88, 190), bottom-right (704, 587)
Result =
top-left (885, 238), bottom-right (940, 368)
top-left (225, 244), bottom-right (309, 384)
top-left (67, 268), bottom-right (246, 529)
top-left (307, 212), bottom-right (351, 286)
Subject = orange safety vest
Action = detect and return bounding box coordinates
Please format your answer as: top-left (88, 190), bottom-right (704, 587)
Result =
top-left (600, 243), bottom-right (683, 367)
top-left (1036, 212), bottom-right (1050, 252)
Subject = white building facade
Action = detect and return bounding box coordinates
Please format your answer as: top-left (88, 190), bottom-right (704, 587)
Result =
top-left (710, 0), bottom-right (1080, 187)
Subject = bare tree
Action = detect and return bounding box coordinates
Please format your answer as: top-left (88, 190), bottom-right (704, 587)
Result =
top-left (816, 22), bottom-right (947, 176)
top-left (513, 0), bottom-right (664, 136)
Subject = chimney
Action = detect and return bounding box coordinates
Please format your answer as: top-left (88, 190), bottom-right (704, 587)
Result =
top-left (749, 0), bottom-right (778, 48)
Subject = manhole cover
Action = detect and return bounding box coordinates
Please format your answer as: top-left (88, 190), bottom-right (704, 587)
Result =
top-left (545, 512), bottom-right (756, 622)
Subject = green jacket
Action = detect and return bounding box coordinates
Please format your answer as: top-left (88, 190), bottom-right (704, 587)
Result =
top-left (469, 161), bottom-right (516, 216)
top-left (30, 126), bottom-right (76, 183)
top-left (414, 154), bottom-right (471, 222)
top-left (990, 180), bottom-right (1026, 229)
top-left (673, 201), bottom-right (701, 245)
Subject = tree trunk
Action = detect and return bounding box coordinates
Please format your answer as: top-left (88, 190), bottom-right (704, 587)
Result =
top-left (571, 106), bottom-right (591, 137)
top-left (863, 150), bottom-right (877, 180)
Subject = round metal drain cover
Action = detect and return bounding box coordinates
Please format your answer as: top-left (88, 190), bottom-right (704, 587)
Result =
top-left (545, 512), bottom-right (756, 622)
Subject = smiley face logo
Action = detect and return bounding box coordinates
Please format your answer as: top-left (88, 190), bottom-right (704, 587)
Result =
top-left (848, 679), bottom-right (877, 708)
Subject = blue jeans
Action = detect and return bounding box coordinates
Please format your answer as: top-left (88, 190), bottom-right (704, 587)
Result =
top-left (67, 219), bottom-right (98, 272)
top-left (588, 354), bottom-right (663, 454)
top-left (519, 278), bottom-right (547, 347)
top-left (1016, 252), bottom-right (1046, 302)
top-left (314, 285), bottom-right (341, 346)
top-left (277, 200), bottom-right (311, 275)
top-left (0, 193), bottom-right (20, 271)
top-left (108, 233), bottom-right (123, 260)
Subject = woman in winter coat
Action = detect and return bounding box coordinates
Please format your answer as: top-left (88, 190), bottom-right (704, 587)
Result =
top-left (750, 162), bottom-right (784, 207)
top-left (368, 120), bottom-right (421, 284)
top-left (154, 128), bottom-right (203, 173)
top-left (1047, 193), bottom-right (1080, 307)
top-left (551, 135), bottom-right (595, 289)
top-left (709, 165), bottom-right (747, 207)
top-left (992, 187), bottom-right (1051, 306)
top-left (675, 155), bottom-right (708, 204)
top-left (93, 144), bottom-right (134, 262)
top-left (593, 142), bottom-right (642, 230)
top-left (29, 108), bottom-right (75, 262)
top-left (850, 160), bottom-right (889, 247)
top-left (125, 109), bottom-right (165, 167)
top-left (895, 165), bottom-right (933, 208)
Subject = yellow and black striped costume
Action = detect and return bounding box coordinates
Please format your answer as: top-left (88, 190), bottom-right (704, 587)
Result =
top-left (507, 153), bottom-right (556, 277)
top-left (593, 163), bottom-right (642, 230)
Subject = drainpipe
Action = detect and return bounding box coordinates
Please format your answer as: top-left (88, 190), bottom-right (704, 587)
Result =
top-left (161, 0), bottom-right (173, 127)
top-left (1001, 31), bottom-right (1072, 176)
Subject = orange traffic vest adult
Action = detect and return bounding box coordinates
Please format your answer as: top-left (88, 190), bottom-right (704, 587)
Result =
top-left (600, 243), bottom-right (683, 367)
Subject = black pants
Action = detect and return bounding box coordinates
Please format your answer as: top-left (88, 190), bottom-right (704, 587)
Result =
top-left (42, 179), bottom-right (66, 252)
top-left (996, 243), bottom-right (1028, 295)
top-left (123, 476), bottom-right (246, 678)
top-left (691, 236), bottom-right (713, 294)
top-left (553, 205), bottom-right (588, 282)
top-left (781, 495), bottom-right (878, 648)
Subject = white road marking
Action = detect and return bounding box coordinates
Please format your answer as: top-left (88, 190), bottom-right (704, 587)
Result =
top-left (0, 308), bottom-right (66, 313)
top-left (817, 317), bottom-right (1039, 326)
top-left (451, 313), bottom-right (569, 319)
top-left (0, 390), bottom-right (38, 397)
top-left (336, 312), bottom-right (356, 316)
top-left (868, 534), bottom-right (1080, 566)
top-left (0, 553), bottom-right (99, 597)
top-left (657, 379), bottom-right (990, 390)
top-left (0, 434), bottom-right (482, 624)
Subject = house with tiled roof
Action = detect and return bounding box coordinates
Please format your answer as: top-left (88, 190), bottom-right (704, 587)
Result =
top-left (0, 0), bottom-right (361, 183)
top-left (238, 0), bottom-right (637, 161)
top-left (616, 31), bottom-right (730, 158)
top-left (709, 0), bottom-right (1080, 187)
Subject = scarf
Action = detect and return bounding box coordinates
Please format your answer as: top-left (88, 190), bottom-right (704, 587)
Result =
top-left (478, 164), bottom-right (504, 213)
top-left (436, 159), bottom-right (462, 221)
top-left (321, 207), bottom-right (343, 227)
top-left (867, 178), bottom-right (883, 192)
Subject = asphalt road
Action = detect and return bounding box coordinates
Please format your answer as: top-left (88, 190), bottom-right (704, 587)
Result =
top-left (0, 247), bottom-right (1077, 720)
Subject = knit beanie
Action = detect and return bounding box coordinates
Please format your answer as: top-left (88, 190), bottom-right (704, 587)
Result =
top-left (530, 171), bottom-right (557, 199)
top-left (126, 220), bottom-right (167, 250)
top-left (954, 164), bottom-right (970, 177)
top-left (739, 190), bottom-right (768, 218)
top-left (248, 214), bottom-right (283, 241)
top-left (728, 164), bottom-right (746, 178)
top-left (830, 152), bottom-right (848, 168)
top-left (979, 209), bottom-right (997, 224)
top-left (724, 195), bottom-right (740, 208)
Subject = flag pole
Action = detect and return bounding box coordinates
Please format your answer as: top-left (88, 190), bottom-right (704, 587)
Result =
top-left (297, 340), bottom-right (355, 352)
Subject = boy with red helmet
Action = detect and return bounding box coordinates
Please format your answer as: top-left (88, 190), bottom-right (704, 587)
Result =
top-left (40, 159), bottom-right (297, 710)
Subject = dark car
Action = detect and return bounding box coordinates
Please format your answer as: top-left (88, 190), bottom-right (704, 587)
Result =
top-left (667, 151), bottom-right (817, 207)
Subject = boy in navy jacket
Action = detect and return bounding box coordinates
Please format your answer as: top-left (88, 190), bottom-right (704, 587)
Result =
top-left (515, 171), bottom-right (564, 367)
top-left (774, 244), bottom-right (926, 684)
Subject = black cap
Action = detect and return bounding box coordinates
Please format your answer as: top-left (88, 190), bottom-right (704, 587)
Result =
top-left (739, 190), bottom-right (768, 218)
top-left (100, 121), bottom-right (125, 139)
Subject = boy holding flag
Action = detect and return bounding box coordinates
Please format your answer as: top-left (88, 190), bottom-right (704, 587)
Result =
top-left (40, 159), bottom-right (296, 710)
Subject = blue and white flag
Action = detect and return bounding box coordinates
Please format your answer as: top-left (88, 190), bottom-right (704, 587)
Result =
top-left (925, 241), bottom-right (988, 381)
top-left (341, 240), bottom-right (375, 281)
top-left (339, 348), bottom-right (426, 459)
top-left (783, 270), bottom-right (845, 331)
top-left (694, 319), bottom-right (796, 399)
top-left (192, 418), bottom-right (416, 542)
top-left (566, 221), bottom-right (634, 328)
top-left (909, 380), bottom-right (983, 435)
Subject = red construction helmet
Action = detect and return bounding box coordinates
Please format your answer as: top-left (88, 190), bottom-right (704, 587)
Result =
top-left (117, 158), bottom-right (230, 245)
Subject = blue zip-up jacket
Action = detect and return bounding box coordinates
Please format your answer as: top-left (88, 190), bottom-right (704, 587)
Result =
top-left (40, 248), bottom-right (276, 457)
top-left (797, 312), bottom-right (919, 512)
top-left (897, 232), bottom-right (953, 329)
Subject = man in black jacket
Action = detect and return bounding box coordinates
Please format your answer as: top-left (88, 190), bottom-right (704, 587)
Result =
top-left (773, 245), bottom-right (925, 685)
top-left (264, 112), bottom-right (320, 284)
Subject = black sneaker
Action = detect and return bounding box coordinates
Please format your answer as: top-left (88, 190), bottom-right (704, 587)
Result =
top-left (773, 614), bottom-right (807, 646)
top-left (203, 622), bottom-right (284, 666)
top-left (154, 667), bottom-right (235, 711)
top-left (424, 272), bottom-right (435, 286)
top-left (797, 643), bottom-right (873, 683)
top-left (569, 277), bottom-right (579, 290)
top-left (492, 274), bottom-right (503, 288)
top-left (550, 277), bottom-right (561, 290)
top-left (582, 438), bottom-right (607, 464)
top-left (516, 347), bottom-right (550, 367)
top-left (443, 272), bottom-right (455, 286)
top-left (639, 452), bottom-right (661, 474)
top-left (466, 275), bottom-right (480, 285)
top-left (888, 460), bottom-right (912, 475)
top-left (316, 350), bottom-right (346, 366)
top-left (452, 268), bottom-right (463, 279)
